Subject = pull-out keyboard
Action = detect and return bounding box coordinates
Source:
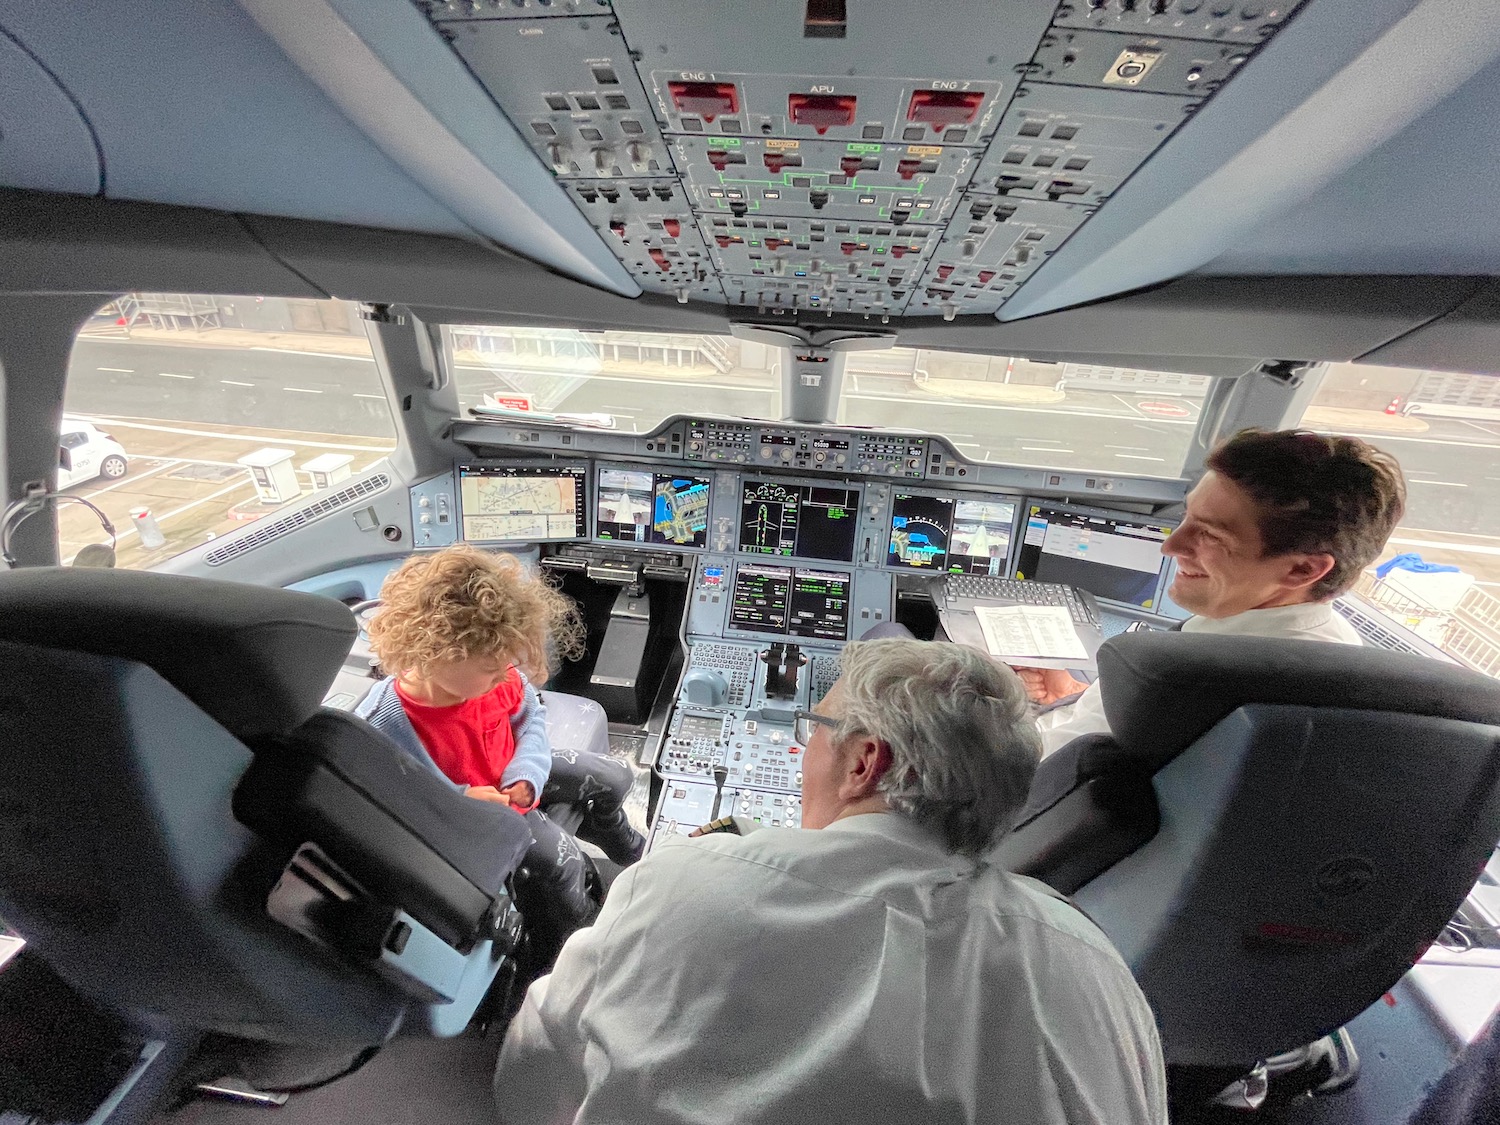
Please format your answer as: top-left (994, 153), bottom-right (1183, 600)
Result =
top-left (941, 575), bottom-right (1100, 629)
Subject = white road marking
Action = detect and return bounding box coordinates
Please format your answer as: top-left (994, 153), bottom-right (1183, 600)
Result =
top-left (220, 379), bottom-right (254, 387)
top-left (1106, 444), bottom-right (1150, 451)
top-left (1022, 446), bottom-right (1074, 453)
top-left (1388, 536), bottom-right (1500, 557)
top-left (159, 372), bottom-right (194, 380)
top-left (97, 367), bottom-right (134, 373)
top-left (839, 391), bottom-right (1197, 425)
top-left (1408, 479), bottom-right (1469, 488)
top-left (1459, 420), bottom-right (1500, 437)
top-left (353, 393), bottom-right (386, 400)
top-left (1111, 394), bottom-right (1149, 418)
top-left (67, 415), bottom-right (393, 453)
top-left (1116, 454), bottom-right (1167, 462)
top-left (284, 386), bottom-right (323, 394)
top-left (76, 459), bottom-right (178, 497)
top-left (250, 347), bottom-right (374, 361)
top-left (1311, 430), bottom-right (1500, 451)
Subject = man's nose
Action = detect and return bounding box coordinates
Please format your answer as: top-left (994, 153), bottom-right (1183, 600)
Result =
top-left (1161, 529), bottom-right (1186, 557)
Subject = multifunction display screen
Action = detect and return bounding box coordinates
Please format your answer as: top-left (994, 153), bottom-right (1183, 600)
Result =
top-left (458, 464), bottom-right (587, 542)
top-left (887, 493), bottom-right (1018, 574)
top-left (595, 467), bottom-right (711, 548)
top-left (1013, 504), bottom-right (1174, 610)
top-left (728, 564), bottom-right (851, 642)
top-left (738, 480), bottom-right (859, 563)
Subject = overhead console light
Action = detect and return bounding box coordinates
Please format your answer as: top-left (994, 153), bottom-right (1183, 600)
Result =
top-left (788, 93), bottom-right (857, 134)
top-left (668, 81), bottom-right (740, 123)
top-left (906, 89), bottom-right (985, 129)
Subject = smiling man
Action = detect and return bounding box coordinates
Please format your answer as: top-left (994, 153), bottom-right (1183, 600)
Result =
top-left (1030, 428), bottom-right (1407, 755)
top-left (495, 639), bottom-right (1168, 1125)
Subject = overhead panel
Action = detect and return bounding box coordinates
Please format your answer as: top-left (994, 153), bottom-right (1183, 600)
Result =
top-left (415, 0), bottom-right (1309, 320)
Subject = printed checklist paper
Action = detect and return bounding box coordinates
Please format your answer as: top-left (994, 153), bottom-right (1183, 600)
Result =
top-left (973, 604), bottom-right (1090, 662)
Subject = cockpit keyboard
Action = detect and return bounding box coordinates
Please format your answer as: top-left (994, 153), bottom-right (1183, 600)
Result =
top-left (688, 642), bottom-right (758, 709)
top-left (941, 575), bottom-right (1100, 629)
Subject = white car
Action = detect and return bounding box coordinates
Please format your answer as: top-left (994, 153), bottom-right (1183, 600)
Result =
top-left (58, 418), bottom-right (129, 488)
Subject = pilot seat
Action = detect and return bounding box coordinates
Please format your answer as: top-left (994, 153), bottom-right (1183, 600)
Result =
top-left (995, 631), bottom-right (1500, 1116)
top-left (0, 567), bottom-right (538, 1109)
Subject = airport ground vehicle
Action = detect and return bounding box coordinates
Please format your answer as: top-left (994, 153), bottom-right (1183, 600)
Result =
top-left (57, 417), bottom-right (128, 488)
top-left (5, 0), bottom-right (1500, 1122)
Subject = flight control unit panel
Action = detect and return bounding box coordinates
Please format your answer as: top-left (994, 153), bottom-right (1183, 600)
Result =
top-left (413, 414), bottom-right (1186, 846)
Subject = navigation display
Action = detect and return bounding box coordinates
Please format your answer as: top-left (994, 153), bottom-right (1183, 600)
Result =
top-left (1013, 503), bottom-right (1174, 610)
top-left (728, 564), bottom-right (851, 642)
top-left (738, 480), bottom-right (859, 562)
top-left (729, 564), bottom-right (792, 633)
top-left (886, 494), bottom-right (1018, 574)
top-left (887, 493), bottom-right (955, 570)
top-left (948, 500), bottom-right (1018, 575)
top-left (596, 467), bottom-right (711, 548)
top-left (458, 464), bottom-right (587, 542)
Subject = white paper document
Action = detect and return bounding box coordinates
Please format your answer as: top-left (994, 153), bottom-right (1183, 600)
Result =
top-left (972, 604), bottom-right (1090, 662)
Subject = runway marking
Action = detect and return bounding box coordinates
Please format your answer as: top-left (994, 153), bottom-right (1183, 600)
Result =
top-left (1459, 420), bottom-right (1500, 437)
top-left (284, 386), bottom-right (323, 394)
top-left (67, 415), bottom-right (393, 453)
top-left (250, 347), bottom-right (374, 361)
top-left (159, 372), bottom-right (194, 380)
top-left (220, 379), bottom-right (255, 387)
top-left (1408, 479), bottom-right (1468, 488)
top-left (75, 459), bottom-right (178, 498)
top-left (97, 367), bottom-right (134, 373)
top-left (353, 393), bottom-right (386, 400)
top-left (61, 479), bottom-right (254, 564)
top-left (1022, 446), bottom-right (1074, 453)
top-left (1388, 536), bottom-right (1500, 556)
top-left (1116, 454), bottom-right (1167, 462)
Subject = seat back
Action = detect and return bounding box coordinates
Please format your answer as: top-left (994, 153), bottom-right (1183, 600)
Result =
top-left (0, 568), bottom-right (531, 1046)
top-left (999, 632), bottom-right (1500, 1069)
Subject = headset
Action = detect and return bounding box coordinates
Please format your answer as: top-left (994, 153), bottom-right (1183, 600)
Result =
top-left (1, 490), bottom-right (117, 568)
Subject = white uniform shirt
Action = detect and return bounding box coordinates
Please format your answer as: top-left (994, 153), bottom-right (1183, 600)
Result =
top-left (496, 812), bottom-right (1167, 1125)
top-left (1036, 601), bottom-right (1363, 755)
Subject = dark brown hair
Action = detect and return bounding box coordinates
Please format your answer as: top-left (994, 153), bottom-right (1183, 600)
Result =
top-left (1206, 428), bottom-right (1406, 599)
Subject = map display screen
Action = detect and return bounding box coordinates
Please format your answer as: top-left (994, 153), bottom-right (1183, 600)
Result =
top-left (596, 467), bottom-right (711, 548)
top-left (458, 464), bottom-right (587, 542)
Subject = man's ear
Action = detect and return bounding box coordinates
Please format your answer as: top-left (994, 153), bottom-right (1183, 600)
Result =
top-left (1282, 552), bottom-right (1336, 594)
top-left (840, 736), bottom-right (894, 801)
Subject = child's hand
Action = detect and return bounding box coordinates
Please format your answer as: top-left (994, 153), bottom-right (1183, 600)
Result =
top-left (500, 781), bottom-right (536, 810)
top-left (464, 784), bottom-right (512, 806)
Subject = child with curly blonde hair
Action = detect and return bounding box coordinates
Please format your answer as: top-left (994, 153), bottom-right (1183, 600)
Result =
top-left (356, 545), bottom-right (643, 932)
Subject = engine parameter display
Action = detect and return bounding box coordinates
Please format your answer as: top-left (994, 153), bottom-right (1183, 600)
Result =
top-left (738, 480), bottom-right (858, 562)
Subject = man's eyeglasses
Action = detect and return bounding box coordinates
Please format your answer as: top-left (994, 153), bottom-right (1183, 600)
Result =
top-left (794, 709), bottom-right (839, 745)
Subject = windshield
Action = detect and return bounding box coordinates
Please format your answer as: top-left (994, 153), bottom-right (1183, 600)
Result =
top-left (1300, 361), bottom-right (1500, 677)
top-left (447, 327), bottom-right (1199, 476)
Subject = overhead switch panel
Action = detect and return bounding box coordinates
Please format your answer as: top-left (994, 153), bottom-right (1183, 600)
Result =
top-left (420, 0), bottom-right (1311, 319)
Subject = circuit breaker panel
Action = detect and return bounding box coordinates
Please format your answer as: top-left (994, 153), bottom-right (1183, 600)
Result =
top-left (419, 0), bottom-right (1307, 319)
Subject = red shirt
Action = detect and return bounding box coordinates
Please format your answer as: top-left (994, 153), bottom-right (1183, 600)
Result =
top-left (396, 670), bottom-right (528, 798)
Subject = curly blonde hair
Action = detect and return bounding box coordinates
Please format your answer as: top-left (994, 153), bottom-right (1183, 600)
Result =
top-left (368, 545), bottom-right (585, 683)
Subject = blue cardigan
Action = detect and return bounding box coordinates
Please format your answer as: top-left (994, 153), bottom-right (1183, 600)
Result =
top-left (355, 673), bottom-right (553, 800)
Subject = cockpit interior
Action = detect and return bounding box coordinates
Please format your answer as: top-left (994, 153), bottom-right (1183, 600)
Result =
top-left (5, 0), bottom-right (1500, 1122)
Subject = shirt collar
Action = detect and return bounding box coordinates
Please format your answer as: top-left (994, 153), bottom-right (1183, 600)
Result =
top-left (1182, 601), bottom-right (1334, 635)
top-left (821, 809), bottom-right (951, 852)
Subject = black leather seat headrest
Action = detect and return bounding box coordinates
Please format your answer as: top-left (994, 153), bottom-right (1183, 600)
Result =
top-left (0, 567), bottom-right (356, 741)
top-left (1100, 631), bottom-right (1500, 772)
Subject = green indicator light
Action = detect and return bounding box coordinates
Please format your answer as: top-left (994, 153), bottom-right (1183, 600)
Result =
top-left (876, 246), bottom-right (887, 254)
top-left (846, 142), bottom-right (882, 153)
top-left (708, 136), bottom-right (742, 147)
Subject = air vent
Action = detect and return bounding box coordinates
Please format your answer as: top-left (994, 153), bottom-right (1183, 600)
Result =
top-left (1333, 595), bottom-right (1458, 664)
top-left (205, 474), bottom-right (390, 566)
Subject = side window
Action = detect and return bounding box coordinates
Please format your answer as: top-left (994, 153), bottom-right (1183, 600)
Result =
top-left (1299, 362), bottom-right (1500, 676)
top-left (63, 294), bottom-right (397, 569)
